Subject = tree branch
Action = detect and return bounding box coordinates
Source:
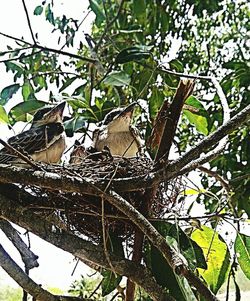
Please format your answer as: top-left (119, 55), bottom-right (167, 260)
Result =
top-left (155, 79), bottom-right (195, 164)
top-left (0, 194), bottom-right (174, 301)
top-left (21, 0), bottom-right (36, 44)
top-left (0, 243), bottom-right (91, 301)
top-left (0, 50), bottom-right (42, 63)
top-left (0, 219), bottom-right (39, 270)
top-left (95, 0), bottom-right (126, 51)
top-left (105, 191), bottom-right (218, 301)
top-left (0, 244), bottom-right (56, 301)
top-left (0, 103), bottom-right (249, 196)
top-left (198, 166), bottom-right (231, 194)
top-left (0, 32), bottom-right (96, 63)
top-left (165, 104), bottom-right (250, 177)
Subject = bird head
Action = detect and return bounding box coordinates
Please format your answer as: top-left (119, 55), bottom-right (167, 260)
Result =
top-left (101, 102), bottom-right (136, 133)
top-left (32, 102), bottom-right (66, 128)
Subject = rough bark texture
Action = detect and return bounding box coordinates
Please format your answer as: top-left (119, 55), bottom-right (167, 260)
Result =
top-left (0, 193), bottom-right (174, 301)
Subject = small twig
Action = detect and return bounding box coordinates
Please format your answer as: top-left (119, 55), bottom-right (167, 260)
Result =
top-left (0, 31), bottom-right (30, 45)
top-left (35, 44), bottom-right (96, 63)
top-left (25, 206), bottom-right (241, 222)
top-left (29, 70), bottom-right (81, 79)
top-left (0, 46), bottom-right (33, 55)
top-left (0, 139), bottom-right (41, 170)
top-left (0, 31), bottom-right (96, 63)
top-left (101, 196), bottom-right (116, 276)
top-left (88, 280), bottom-right (102, 298)
top-left (198, 166), bottom-right (231, 194)
top-left (21, 0), bottom-right (36, 44)
top-left (95, 0), bottom-right (126, 51)
top-left (0, 50), bottom-right (42, 63)
top-left (71, 258), bottom-right (80, 276)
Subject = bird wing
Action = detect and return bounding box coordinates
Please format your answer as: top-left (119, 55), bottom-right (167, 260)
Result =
top-left (0, 123), bottom-right (64, 164)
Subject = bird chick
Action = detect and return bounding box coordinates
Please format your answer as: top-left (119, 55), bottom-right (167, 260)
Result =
top-left (93, 103), bottom-right (142, 157)
top-left (0, 102), bottom-right (66, 164)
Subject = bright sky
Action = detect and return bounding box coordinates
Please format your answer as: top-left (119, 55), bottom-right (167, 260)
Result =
top-left (0, 0), bottom-right (96, 292)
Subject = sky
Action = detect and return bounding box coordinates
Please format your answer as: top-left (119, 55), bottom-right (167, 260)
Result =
top-left (0, 0), bottom-right (96, 292)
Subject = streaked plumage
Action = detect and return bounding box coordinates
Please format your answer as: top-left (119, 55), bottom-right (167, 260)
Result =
top-left (0, 102), bottom-right (66, 164)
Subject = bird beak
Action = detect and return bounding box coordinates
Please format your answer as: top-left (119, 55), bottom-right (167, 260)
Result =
top-left (118, 102), bottom-right (136, 118)
top-left (45, 102), bottom-right (66, 121)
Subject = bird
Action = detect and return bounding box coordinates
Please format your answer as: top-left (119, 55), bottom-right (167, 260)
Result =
top-left (0, 102), bottom-right (66, 165)
top-left (93, 102), bottom-right (143, 157)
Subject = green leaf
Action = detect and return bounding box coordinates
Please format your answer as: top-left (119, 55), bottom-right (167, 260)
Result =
top-left (191, 226), bottom-right (231, 293)
top-left (132, 68), bottom-right (155, 97)
top-left (64, 116), bottom-right (87, 137)
top-left (103, 71), bottom-right (131, 86)
top-left (9, 100), bottom-right (46, 122)
top-left (153, 221), bottom-right (207, 270)
top-left (67, 98), bottom-right (88, 110)
top-left (45, 4), bottom-right (55, 25)
top-left (235, 233), bottom-right (250, 280)
top-left (59, 77), bottom-right (77, 93)
top-left (101, 234), bottom-right (123, 296)
top-left (34, 5), bottom-right (43, 15)
top-left (0, 106), bottom-right (9, 124)
top-left (145, 222), bottom-right (201, 301)
top-left (5, 62), bottom-right (24, 80)
top-left (183, 96), bottom-right (209, 135)
top-left (101, 270), bottom-right (122, 297)
top-left (89, 0), bottom-right (105, 26)
top-left (0, 84), bottom-right (20, 105)
top-left (133, 0), bottom-right (146, 21)
top-left (116, 46), bottom-right (152, 64)
top-left (169, 59), bottom-right (184, 72)
top-left (149, 86), bottom-right (164, 119)
top-left (160, 10), bottom-right (170, 33)
top-left (22, 81), bottom-right (34, 101)
top-left (148, 243), bottom-right (187, 300)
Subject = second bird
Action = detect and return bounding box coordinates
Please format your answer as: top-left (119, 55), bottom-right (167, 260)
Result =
top-left (93, 103), bottom-right (142, 157)
top-left (0, 102), bottom-right (66, 165)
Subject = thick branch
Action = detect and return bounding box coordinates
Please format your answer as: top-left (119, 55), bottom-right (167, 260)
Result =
top-left (0, 244), bottom-right (91, 301)
top-left (105, 191), bottom-right (217, 301)
top-left (0, 105), bottom-right (249, 193)
top-left (0, 219), bottom-right (39, 270)
top-left (166, 104), bottom-right (250, 176)
top-left (0, 105), bottom-right (250, 195)
top-left (155, 80), bottom-right (195, 163)
top-left (0, 244), bottom-right (56, 301)
top-left (0, 194), bottom-right (173, 301)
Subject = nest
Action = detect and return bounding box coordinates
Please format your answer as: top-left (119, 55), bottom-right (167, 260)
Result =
top-left (16, 154), bottom-right (184, 242)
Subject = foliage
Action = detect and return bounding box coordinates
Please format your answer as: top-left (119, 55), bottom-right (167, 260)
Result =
top-left (68, 275), bottom-right (108, 300)
top-left (0, 285), bottom-right (22, 301)
top-left (0, 0), bottom-right (249, 300)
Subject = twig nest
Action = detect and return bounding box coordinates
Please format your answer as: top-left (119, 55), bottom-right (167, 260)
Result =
top-left (12, 154), bottom-right (183, 241)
